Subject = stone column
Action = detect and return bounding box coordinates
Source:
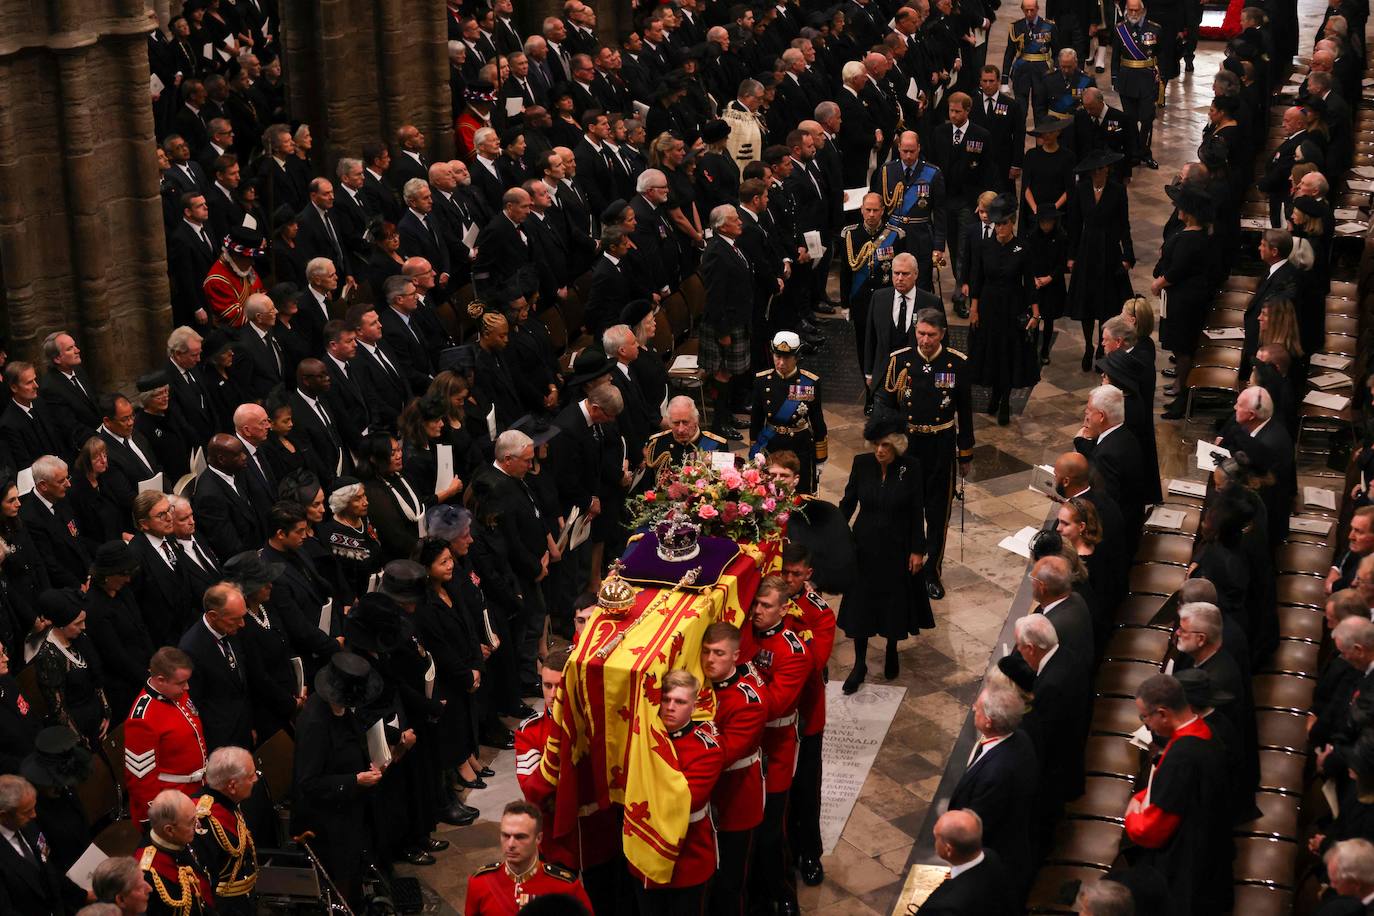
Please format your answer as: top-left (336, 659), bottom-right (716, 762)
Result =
top-left (0, 0), bottom-right (171, 390)
top-left (281, 0), bottom-right (454, 172)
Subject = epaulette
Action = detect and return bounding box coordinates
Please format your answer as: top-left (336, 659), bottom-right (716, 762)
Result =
top-left (648, 429), bottom-right (671, 441)
top-left (806, 589), bottom-right (830, 609)
top-left (782, 629), bottom-right (807, 653)
top-left (946, 348), bottom-right (967, 359)
top-left (738, 680), bottom-right (762, 704)
top-left (756, 368), bottom-right (772, 377)
top-left (694, 722), bottom-right (721, 748)
top-left (841, 222), bottom-right (859, 234)
top-left (700, 430), bottom-right (728, 445)
top-left (799, 369), bottom-right (819, 381)
top-left (545, 862), bottom-right (578, 882)
top-left (518, 711), bottom-right (543, 730)
top-left (1044, 16), bottom-right (1056, 23)
top-left (473, 862), bottom-right (502, 876)
top-left (195, 795), bottom-right (215, 817)
top-left (140, 846), bottom-right (157, 870)
top-left (890, 346), bottom-right (912, 357)
top-left (130, 695), bottom-right (152, 720)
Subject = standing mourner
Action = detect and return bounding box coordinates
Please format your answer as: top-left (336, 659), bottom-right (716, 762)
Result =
top-left (839, 193), bottom-right (903, 396)
top-left (1151, 181), bottom-right (1214, 419)
top-left (968, 196), bottom-right (1042, 425)
top-left (699, 204), bottom-right (754, 441)
top-left (1002, 0), bottom-right (1058, 120)
top-left (1112, 0), bottom-right (1162, 170)
top-left (870, 131), bottom-right (947, 293)
top-left (750, 332), bottom-right (828, 493)
top-left (1066, 149), bottom-right (1135, 371)
top-left (1019, 120), bottom-right (1075, 233)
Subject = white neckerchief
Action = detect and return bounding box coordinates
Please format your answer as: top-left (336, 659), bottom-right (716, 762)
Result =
top-left (383, 475), bottom-right (423, 523)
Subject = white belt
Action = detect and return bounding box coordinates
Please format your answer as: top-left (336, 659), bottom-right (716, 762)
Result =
top-left (766, 713), bottom-right (798, 728)
top-left (725, 750), bottom-right (762, 772)
top-left (161, 769), bottom-right (206, 784)
top-left (688, 806), bottom-right (709, 823)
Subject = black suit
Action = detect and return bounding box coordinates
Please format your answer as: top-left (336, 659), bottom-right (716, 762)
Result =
top-left (863, 286), bottom-right (941, 378)
top-left (386, 151), bottom-right (429, 195)
top-left (1022, 644), bottom-right (1092, 823)
top-left (18, 494), bottom-right (91, 589)
top-left (164, 160), bottom-right (210, 197)
top-left (0, 820), bottom-right (80, 915)
top-left (332, 185), bottom-right (373, 264)
top-left (837, 87), bottom-right (878, 187)
top-left (524, 211), bottom-right (572, 306)
top-left (351, 341), bottom-right (410, 432)
top-left (166, 218), bottom-right (220, 326)
top-left (97, 426), bottom-right (161, 518)
top-left (179, 619), bottom-right (255, 750)
top-left (583, 254), bottom-right (633, 337)
top-left (191, 468), bottom-right (263, 561)
top-left (234, 324), bottom-right (285, 401)
top-left (129, 534), bottom-right (199, 645)
top-left (918, 849), bottom-right (1015, 915)
top-left (165, 361), bottom-right (217, 448)
top-left (397, 209), bottom-right (452, 281)
top-left (469, 156), bottom-right (508, 215)
top-left (1074, 425), bottom-right (1148, 544)
top-left (947, 728), bottom-right (1038, 895)
top-left (472, 346), bottom-right (524, 433)
top-left (38, 369), bottom-right (101, 454)
top-left (968, 91), bottom-right (1026, 191)
top-left (472, 213), bottom-right (532, 306)
top-left (1242, 261), bottom-right (1299, 375)
top-left (0, 398), bottom-right (67, 467)
top-left (377, 306), bottom-right (435, 392)
top-left (288, 391), bottom-right (349, 487)
top-left (1040, 592), bottom-right (1097, 669)
top-left (296, 203), bottom-right (351, 279)
top-left (574, 138), bottom-right (617, 219)
top-left (322, 356), bottom-right (370, 453)
top-left (361, 168), bottom-right (401, 224)
top-left (1219, 417), bottom-right (1297, 546)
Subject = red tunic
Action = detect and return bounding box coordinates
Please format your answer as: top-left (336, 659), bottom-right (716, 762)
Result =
top-left (788, 587), bottom-right (836, 737)
top-left (710, 663), bottom-right (769, 832)
top-left (745, 618), bottom-right (811, 793)
top-left (124, 685), bottom-right (208, 824)
top-left (202, 257), bottom-right (263, 328)
top-left (630, 721), bottom-right (725, 889)
top-left (1124, 716), bottom-right (1214, 847)
top-left (192, 790), bottom-right (257, 901)
top-left (139, 840), bottom-right (214, 916)
top-left (464, 859), bottom-right (593, 915)
top-left (515, 708), bottom-right (620, 870)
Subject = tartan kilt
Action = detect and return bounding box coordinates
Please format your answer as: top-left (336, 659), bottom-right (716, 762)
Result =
top-left (699, 322), bottom-right (751, 375)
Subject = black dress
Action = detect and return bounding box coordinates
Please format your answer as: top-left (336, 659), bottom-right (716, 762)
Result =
top-left (969, 234), bottom-right (1041, 391)
top-left (1066, 178), bottom-right (1135, 322)
top-left (1155, 227), bottom-right (1214, 356)
top-left (83, 586), bottom-right (154, 717)
top-left (317, 517), bottom-right (385, 600)
top-left (838, 453), bottom-right (932, 639)
top-left (34, 635), bottom-right (110, 749)
top-left (1024, 221), bottom-right (1069, 322)
top-left (69, 474), bottom-right (126, 548)
top-left (1019, 146), bottom-right (1075, 230)
top-left (413, 589), bottom-right (480, 767)
top-left (0, 520), bottom-right (48, 641)
top-left (362, 475), bottom-right (425, 563)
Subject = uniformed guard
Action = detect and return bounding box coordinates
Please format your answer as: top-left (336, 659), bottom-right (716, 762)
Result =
top-left (874, 307), bottom-right (974, 600)
top-left (839, 192), bottom-right (904, 381)
top-left (702, 622), bottom-right (769, 916)
top-left (202, 224), bottom-right (266, 328)
top-left (466, 801), bottom-right (594, 915)
top-left (749, 332), bottom-right (827, 493)
top-left (644, 395), bottom-right (730, 480)
top-left (192, 747), bottom-right (258, 916)
top-left (140, 790), bottom-right (215, 916)
top-left (870, 130), bottom-right (946, 292)
top-left (1001, 0), bottom-right (1058, 120)
top-left (1112, 0), bottom-right (1162, 169)
top-left (1042, 49), bottom-right (1096, 128)
top-left (124, 648), bottom-right (209, 825)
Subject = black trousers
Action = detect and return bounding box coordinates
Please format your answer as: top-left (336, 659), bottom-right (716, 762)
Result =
top-left (1119, 94), bottom-right (1155, 160)
top-left (710, 828), bottom-right (754, 916)
top-left (634, 881), bottom-right (706, 916)
top-left (585, 853), bottom-right (636, 916)
top-left (747, 791), bottom-right (797, 908)
top-left (787, 732), bottom-right (824, 861)
top-left (909, 428), bottom-right (957, 582)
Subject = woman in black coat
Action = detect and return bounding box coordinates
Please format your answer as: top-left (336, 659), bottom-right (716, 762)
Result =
top-left (1025, 208), bottom-right (1070, 365)
top-left (1067, 153), bottom-right (1135, 370)
top-left (1152, 181), bottom-right (1216, 419)
top-left (69, 438), bottom-right (128, 547)
top-left (0, 478), bottom-right (48, 650)
top-left (838, 417), bottom-right (931, 694)
top-left (969, 196), bottom-right (1041, 425)
top-left (357, 435), bottom-right (426, 563)
top-left (1019, 121), bottom-right (1074, 233)
top-left (399, 395), bottom-right (465, 508)
top-left (0, 646), bottom-right (41, 773)
top-left (83, 543), bottom-right (154, 718)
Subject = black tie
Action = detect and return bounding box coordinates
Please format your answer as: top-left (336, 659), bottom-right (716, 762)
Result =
top-left (970, 740), bottom-right (991, 767)
top-left (896, 292), bottom-right (909, 334)
top-left (323, 211), bottom-right (344, 264)
top-left (217, 636), bottom-right (238, 672)
top-left (904, 166), bottom-right (915, 186)
top-left (15, 831), bottom-right (36, 865)
top-left (198, 226), bottom-right (212, 253)
top-left (985, 96), bottom-right (993, 116)
top-left (984, 224), bottom-right (992, 239)
top-left (161, 540), bottom-right (178, 568)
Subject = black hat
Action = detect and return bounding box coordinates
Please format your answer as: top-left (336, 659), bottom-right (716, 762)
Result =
top-left (20, 727), bottom-right (92, 789)
top-left (1174, 667), bottom-right (1235, 709)
top-left (268, 281), bottom-right (303, 308)
top-left (222, 550), bottom-right (286, 594)
top-left (224, 223), bottom-right (266, 257)
top-left (271, 205), bottom-right (299, 234)
top-left (1029, 118), bottom-right (1069, 136)
top-left (512, 414), bottom-right (561, 447)
top-left (329, 475), bottom-right (363, 496)
top-left (343, 592), bottom-right (416, 652)
top-left (997, 653), bottom-right (1037, 693)
top-left (202, 329), bottom-right (234, 360)
top-left (701, 119), bottom-right (731, 144)
top-left (862, 413), bottom-right (906, 442)
top-left (620, 299), bottom-right (656, 329)
top-left (92, 540), bottom-right (141, 578)
top-left (601, 198), bottom-right (630, 225)
top-left (753, 71), bottom-right (780, 90)
top-left (985, 194), bottom-right (1017, 224)
top-left (1034, 206), bottom-right (1064, 223)
top-left (1292, 195), bottom-right (1328, 217)
top-left (39, 589), bottom-right (83, 628)
top-left (1302, 95), bottom-right (1328, 118)
top-left (438, 344), bottom-right (479, 372)
top-left (136, 370), bottom-right (171, 393)
top-left (1165, 180), bottom-right (1214, 222)
top-left (1074, 148), bottom-right (1124, 173)
top-left (565, 348), bottom-right (614, 387)
top-left (377, 559), bottom-right (428, 604)
top-left (314, 651), bottom-right (384, 707)
top-left (1029, 527), bottom-right (1064, 560)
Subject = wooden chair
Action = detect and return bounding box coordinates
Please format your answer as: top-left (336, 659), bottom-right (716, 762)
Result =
top-left (1192, 347), bottom-right (1243, 370)
top-left (1082, 736), bottom-right (1145, 780)
top-left (1257, 750), bottom-right (1306, 796)
top-left (1273, 543), bottom-right (1336, 576)
top-left (1223, 275), bottom-right (1261, 292)
top-left (1184, 367), bottom-right (1241, 420)
top-left (1283, 515), bottom-right (1336, 546)
top-left (1045, 820), bottom-right (1124, 869)
top-left (1330, 280), bottom-right (1358, 298)
top-left (1275, 606), bottom-right (1324, 643)
top-left (1214, 290), bottom-right (1252, 310)
top-left (93, 819), bottom-right (143, 858)
top-left (1323, 333), bottom-right (1358, 356)
top-left (1227, 885), bottom-right (1293, 916)
top-left (1251, 675), bottom-right (1316, 714)
top-left (1326, 295), bottom-right (1359, 317)
top-left (538, 307), bottom-right (568, 354)
top-left (1103, 629), bottom-right (1172, 665)
top-left (1127, 564), bottom-right (1188, 597)
top-left (1062, 777), bottom-right (1134, 823)
top-left (1206, 307), bottom-right (1246, 328)
top-left (1025, 865), bottom-right (1110, 914)
top-left (1327, 315), bottom-right (1360, 337)
top-left (1235, 792), bottom-right (1301, 841)
top-left (1259, 640), bottom-right (1320, 679)
top-left (1255, 711), bottom-right (1311, 754)
top-left (1275, 575), bottom-right (1327, 609)
top-left (1095, 661), bottom-right (1163, 699)
top-left (1113, 595), bottom-right (1174, 629)
top-left (76, 754), bottom-right (121, 827)
top-left (1232, 836), bottom-right (1299, 889)
top-left (254, 729), bottom-right (296, 806)
top-left (1132, 533), bottom-right (1195, 567)
top-left (1090, 699), bottom-right (1144, 737)
top-left (660, 291), bottom-right (690, 345)
top-left (680, 273), bottom-right (706, 325)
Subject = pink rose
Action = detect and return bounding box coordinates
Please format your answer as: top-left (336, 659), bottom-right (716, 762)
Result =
top-left (762, 497), bottom-right (777, 511)
top-left (737, 502), bottom-right (753, 515)
top-left (667, 483), bottom-right (689, 500)
top-left (743, 468), bottom-right (761, 485)
top-left (755, 486), bottom-right (769, 497)
top-left (697, 504), bottom-right (720, 520)
top-left (776, 511), bottom-right (790, 525)
top-left (695, 478), bottom-right (709, 491)
top-left (722, 470), bottom-right (743, 489)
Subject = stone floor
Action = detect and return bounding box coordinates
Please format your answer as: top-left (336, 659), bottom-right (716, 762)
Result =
top-left (401, 3), bottom-right (1335, 912)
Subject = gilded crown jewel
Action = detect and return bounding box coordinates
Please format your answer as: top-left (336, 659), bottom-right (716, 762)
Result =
top-left (655, 509), bottom-right (702, 562)
top-left (597, 561), bottom-right (639, 614)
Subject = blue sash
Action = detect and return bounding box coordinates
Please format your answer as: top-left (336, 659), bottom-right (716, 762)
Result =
top-left (891, 163), bottom-right (938, 220)
top-left (850, 228), bottom-right (900, 299)
top-left (749, 375), bottom-right (814, 458)
top-left (1116, 22), bottom-right (1148, 60)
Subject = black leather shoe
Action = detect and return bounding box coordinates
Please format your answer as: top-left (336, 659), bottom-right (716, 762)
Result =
top-left (1040, 353), bottom-right (1051, 365)
top-left (482, 732), bottom-right (516, 750)
top-left (812, 302), bottom-right (838, 315)
top-left (842, 664), bottom-right (866, 695)
top-left (997, 403), bottom-right (1011, 426)
top-left (507, 703), bottom-right (536, 720)
top-left (884, 643), bottom-right (899, 680)
top-left (1081, 350), bottom-right (1093, 372)
top-left (799, 319), bottom-right (822, 335)
top-left (775, 900), bottom-right (800, 916)
top-left (426, 838), bottom-right (450, 852)
top-left (1144, 157), bottom-right (1159, 169)
top-left (456, 774), bottom-right (487, 790)
top-left (953, 300), bottom-right (970, 319)
top-left (1162, 367), bottom-right (1177, 378)
top-left (1163, 384), bottom-right (1179, 397)
top-left (798, 857), bottom-right (825, 886)
top-left (1161, 403), bottom-right (1186, 421)
top-left (715, 425), bottom-right (744, 442)
top-left (438, 805), bottom-right (478, 827)
top-left (478, 766), bottom-right (495, 778)
top-left (399, 848), bottom-right (437, 865)
top-left (927, 579), bottom-right (945, 600)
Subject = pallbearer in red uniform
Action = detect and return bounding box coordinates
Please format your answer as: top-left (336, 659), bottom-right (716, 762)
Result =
top-left (202, 224), bottom-right (266, 328)
top-left (703, 621), bottom-right (769, 915)
top-left (629, 669), bottom-right (725, 916)
top-left (125, 648), bottom-right (208, 825)
top-left (139, 789), bottom-right (215, 916)
top-left (466, 801), bottom-right (593, 915)
top-left (780, 542), bottom-right (836, 887)
top-left (743, 576), bottom-right (811, 916)
top-left (192, 747), bottom-right (259, 916)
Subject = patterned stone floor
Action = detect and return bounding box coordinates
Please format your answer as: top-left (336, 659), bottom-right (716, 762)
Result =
top-left (398, 2), bottom-right (1335, 911)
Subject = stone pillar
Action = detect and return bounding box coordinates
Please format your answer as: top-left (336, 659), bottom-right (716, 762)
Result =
top-left (0, 0), bottom-right (171, 390)
top-left (280, 0), bottom-right (454, 171)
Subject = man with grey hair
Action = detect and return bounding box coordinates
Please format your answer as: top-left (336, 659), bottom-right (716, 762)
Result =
top-left (1325, 838), bottom-right (1374, 903)
top-left (1317, 618), bottom-right (1374, 784)
top-left (234, 292), bottom-right (284, 400)
top-left (1, 360), bottom-right (65, 467)
top-left (138, 790), bottom-right (213, 914)
top-left (164, 326), bottom-right (215, 448)
top-left (630, 167), bottom-right (681, 293)
top-left (646, 395), bottom-right (729, 467)
top-left (925, 809), bottom-right (1013, 910)
top-left (377, 274), bottom-right (434, 391)
top-left (297, 176), bottom-right (351, 283)
top-left (603, 324), bottom-right (655, 461)
top-left (1174, 600), bottom-right (1253, 749)
top-left (91, 856), bottom-right (151, 913)
top-left (1075, 879), bottom-right (1136, 916)
top-left (1030, 554), bottom-right (1094, 666)
top-left (1217, 384), bottom-right (1295, 546)
top-left (699, 203), bottom-right (753, 439)
top-left (947, 683), bottom-right (1037, 895)
top-left (473, 187), bottom-right (534, 307)
top-left (21, 453), bottom-right (92, 587)
top-left (195, 746), bottom-right (259, 913)
top-left (397, 177), bottom-right (452, 293)
top-left (1099, 315), bottom-right (1152, 402)
top-left (1075, 383), bottom-right (1146, 546)
top-left (38, 330), bottom-right (101, 447)
top-left (0, 774), bottom-right (82, 912)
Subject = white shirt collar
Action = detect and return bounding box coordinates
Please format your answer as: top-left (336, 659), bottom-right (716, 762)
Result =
top-left (1268, 259), bottom-right (1284, 277)
top-left (234, 434), bottom-right (258, 457)
top-left (948, 851), bottom-right (986, 879)
top-left (209, 465), bottom-right (238, 490)
top-left (1250, 417), bottom-right (1271, 436)
top-left (1036, 644), bottom-right (1059, 674)
top-left (1042, 595), bottom-right (1067, 614)
top-left (33, 489), bottom-right (54, 513)
top-left (1098, 422), bottom-right (1122, 442)
top-left (403, 150), bottom-right (423, 164)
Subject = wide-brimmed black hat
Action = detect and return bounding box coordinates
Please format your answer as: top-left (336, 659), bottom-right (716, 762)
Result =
top-left (1095, 349), bottom-right (1145, 397)
top-left (1165, 180), bottom-right (1214, 222)
top-left (512, 414), bottom-right (561, 447)
top-left (202, 329), bottom-right (235, 360)
top-left (997, 653), bottom-right (1037, 694)
top-left (21, 727), bottom-right (92, 788)
top-left (223, 550), bottom-right (285, 594)
top-left (377, 559), bottom-right (428, 605)
top-left (701, 119), bottom-right (731, 144)
top-left (1074, 149), bottom-right (1124, 173)
top-left (39, 589), bottom-right (83, 628)
top-left (1034, 206), bottom-right (1064, 223)
top-left (342, 592), bottom-right (416, 652)
top-left (1175, 667), bottom-right (1235, 709)
top-left (621, 299), bottom-right (656, 329)
top-left (1292, 195), bottom-right (1328, 217)
top-left (565, 348), bottom-right (613, 387)
top-left (1029, 118), bottom-right (1070, 136)
top-left (314, 652), bottom-right (384, 707)
top-left (862, 413), bottom-right (906, 442)
top-left (438, 344), bottom-right (479, 372)
top-left (92, 541), bottom-right (141, 578)
top-left (136, 370), bottom-right (171, 393)
top-left (985, 194), bottom-right (1017, 224)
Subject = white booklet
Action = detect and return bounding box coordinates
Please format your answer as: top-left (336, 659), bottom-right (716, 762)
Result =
top-left (1195, 440), bottom-right (1230, 471)
top-left (997, 526), bottom-right (1039, 559)
top-left (670, 354), bottom-right (699, 373)
top-left (1303, 390), bottom-right (1350, 411)
top-left (1303, 487), bottom-right (1338, 510)
top-left (138, 472), bottom-right (165, 493)
top-left (66, 844), bottom-right (108, 891)
top-left (1168, 479), bottom-right (1207, 498)
top-left (1146, 507), bottom-right (1186, 530)
top-left (1202, 327), bottom-right (1244, 340)
top-left (1027, 464), bottom-right (1058, 498)
top-left (318, 599), bottom-right (333, 634)
top-left (1311, 353), bottom-right (1352, 370)
top-left (435, 444), bottom-right (455, 496)
top-left (367, 719), bottom-right (392, 768)
top-left (1309, 372), bottom-right (1351, 390)
top-left (1289, 516), bottom-right (1333, 535)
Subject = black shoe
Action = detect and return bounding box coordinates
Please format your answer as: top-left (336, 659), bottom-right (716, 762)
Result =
top-left (927, 579), bottom-right (945, 600)
top-left (438, 805), bottom-right (478, 827)
top-left (812, 302), bottom-right (838, 315)
top-left (1081, 350), bottom-right (1093, 372)
top-left (884, 643), bottom-right (899, 680)
top-left (1145, 157), bottom-right (1159, 169)
top-left (799, 319), bottom-right (822, 335)
top-left (1162, 367), bottom-right (1177, 379)
top-left (775, 900), bottom-right (800, 916)
top-left (478, 766), bottom-right (496, 778)
top-left (985, 397), bottom-right (998, 416)
top-left (997, 403), bottom-right (1011, 425)
top-left (399, 848), bottom-right (437, 865)
top-left (842, 664), bottom-right (867, 695)
top-left (482, 731), bottom-right (516, 750)
top-left (798, 342), bottom-right (820, 358)
top-left (715, 425), bottom-right (744, 442)
top-left (426, 838), bottom-right (450, 852)
top-left (1161, 404), bottom-right (1186, 421)
top-left (1040, 353), bottom-right (1051, 365)
top-left (1163, 384), bottom-right (1179, 397)
top-left (507, 703), bottom-right (536, 720)
top-left (954, 300), bottom-right (970, 319)
top-left (1185, 58), bottom-right (1195, 72)
top-left (456, 774), bottom-right (487, 790)
top-left (798, 856), bottom-right (825, 886)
